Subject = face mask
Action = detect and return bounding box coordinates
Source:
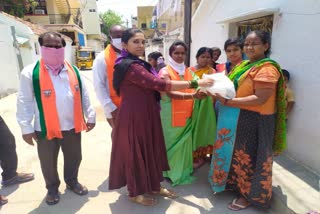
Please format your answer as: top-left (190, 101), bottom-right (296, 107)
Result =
top-left (41, 47), bottom-right (65, 75)
top-left (157, 56), bottom-right (164, 64)
top-left (111, 37), bottom-right (122, 50)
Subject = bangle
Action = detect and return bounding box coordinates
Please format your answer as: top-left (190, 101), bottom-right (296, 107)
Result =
top-left (182, 94), bottom-right (185, 99)
top-left (187, 81), bottom-right (191, 88)
top-left (191, 93), bottom-right (194, 100)
top-left (190, 80), bottom-right (198, 88)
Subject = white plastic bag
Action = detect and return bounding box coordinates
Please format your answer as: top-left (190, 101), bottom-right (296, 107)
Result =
top-left (202, 73), bottom-right (236, 99)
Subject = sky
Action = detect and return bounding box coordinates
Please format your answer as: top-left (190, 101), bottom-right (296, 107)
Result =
top-left (96, 0), bottom-right (158, 26)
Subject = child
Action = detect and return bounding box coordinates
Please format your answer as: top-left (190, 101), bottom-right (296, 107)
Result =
top-left (282, 69), bottom-right (295, 119)
top-left (210, 47), bottom-right (221, 71)
top-left (147, 51), bottom-right (166, 73)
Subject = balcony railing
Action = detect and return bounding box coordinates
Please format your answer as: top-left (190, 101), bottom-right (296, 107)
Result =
top-left (48, 12), bottom-right (82, 28)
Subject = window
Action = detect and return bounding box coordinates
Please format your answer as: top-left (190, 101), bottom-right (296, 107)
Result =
top-left (89, 9), bottom-right (96, 12)
top-left (237, 15), bottom-right (273, 40)
top-left (78, 51), bottom-right (90, 57)
top-left (141, 23), bottom-right (147, 29)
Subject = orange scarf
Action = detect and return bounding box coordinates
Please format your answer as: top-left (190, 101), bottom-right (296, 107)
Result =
top-left (105, 45), bottom-right (121, 107)
top-left (166, 65), bottom-right (195, 127)
top-left (37, 60), bottom-right (87, 140)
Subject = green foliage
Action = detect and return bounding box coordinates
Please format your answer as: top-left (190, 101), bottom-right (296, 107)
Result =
top-left (100, 9), bottom-right (124, 36)
top-left (25, 0), bottom-right (39, 13)
top-left (1, 0), bottom-right (25, 17)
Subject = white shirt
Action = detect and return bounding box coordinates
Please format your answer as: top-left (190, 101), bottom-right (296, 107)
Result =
top-left (16, 62), bottom-right (96, 135)
top-left (92, 50), bottom-right (119, 119)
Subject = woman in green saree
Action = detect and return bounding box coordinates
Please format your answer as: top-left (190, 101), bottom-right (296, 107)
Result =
top-left (159, 41), bottom-right (208, 185)
top-left (190, 47), bottom-right (217, 169)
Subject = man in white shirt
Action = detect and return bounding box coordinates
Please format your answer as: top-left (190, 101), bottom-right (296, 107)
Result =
top-left (93, 25), bottom-right (124, 128)
top-left (16, 32), bottom-right (96, 205)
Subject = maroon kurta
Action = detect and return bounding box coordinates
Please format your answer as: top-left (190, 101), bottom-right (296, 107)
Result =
top-left (109, 63), bottom-right (171, 197)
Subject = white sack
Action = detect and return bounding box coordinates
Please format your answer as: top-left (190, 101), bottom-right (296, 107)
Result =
top-left (202, 73), bottom-right (236, 99)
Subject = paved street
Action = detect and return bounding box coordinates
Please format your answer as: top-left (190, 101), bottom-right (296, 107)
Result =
top-left (0, 70), bottom-right (297, 214)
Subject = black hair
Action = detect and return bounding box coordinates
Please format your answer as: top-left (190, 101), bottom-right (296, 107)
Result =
top-left (38, 32), bottom-right (66, 47)
top-left (211, 47), bottom-right (221, 55)
top-left (224, 38), bottom-right (243, 50)
top-left (148, 51), bottom-right (163, 61)
top-left (169, 40), bottom-right (188, 57)
top-left (195, 47), bottom-right (213, 59)
top-left (109, 24), bottom-right (123, 35)
top-left (122, 28), bottom-right (144, 44)
top-left (282, 69), bottom-right (290, 80)
top-left (247, 30), bottom-right (271, 56)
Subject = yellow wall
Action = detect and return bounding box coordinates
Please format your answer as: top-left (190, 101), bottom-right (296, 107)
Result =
top-left (69, 0), bottom-right (81, 9)
top-left (157, 0), bottom-right (201, 33)
top-left (137, 6), bottom-right (154, 38)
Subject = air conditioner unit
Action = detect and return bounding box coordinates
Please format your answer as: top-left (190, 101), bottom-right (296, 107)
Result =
top-left (34, 9), bottom-right (45, 15)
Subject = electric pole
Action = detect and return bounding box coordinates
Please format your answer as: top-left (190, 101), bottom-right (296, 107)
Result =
top-left (184, 0), bottom-right (192, 66)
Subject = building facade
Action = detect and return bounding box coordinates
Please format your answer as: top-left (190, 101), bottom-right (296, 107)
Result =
top-left (0, 12), bottom-right (73, 97)
top-left (22, 0), bottom-right (103, 52)
top-left (137, 6), bottom-right (155, 39)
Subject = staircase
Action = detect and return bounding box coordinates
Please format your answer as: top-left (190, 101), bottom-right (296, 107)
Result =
top-left (54, 0), bottom-right (71, 23)
top-left (55, 0), bottom-right (70, 14)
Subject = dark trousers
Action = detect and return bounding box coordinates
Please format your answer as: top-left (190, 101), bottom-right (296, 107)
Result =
top-left (36, 130), bottom-right (82, 194)
top-left (0, 116), bottom-right (18, 181)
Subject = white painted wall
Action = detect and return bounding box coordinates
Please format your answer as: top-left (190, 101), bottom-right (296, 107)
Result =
top-left (82, 0), bottom-right (101, 35)
top-left (19, 35), bottom-right (41, 67)
top-left (64, 40), bottom-right (74, 64)
top-left (87, 39), bottom-right (104, 52)
top-left (191, 0), bottom-right (320, 174)
top-left (0, 25), bottom-right (20, 97)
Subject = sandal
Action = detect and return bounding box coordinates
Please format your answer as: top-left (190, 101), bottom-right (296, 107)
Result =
top-left (129, 195), bottom-right (157, 206)
top-left (66, 183), bottom-right (88, 196)
top-left (227, 198), bottom-right (250, 211)
top-left (1, 172), bottom-right (34, 186)
top-left (45, 193), bottom-right (60, 205)
top-left (152, 187), bottom-right (179, 199)
top-left (193, 158), bottom-right (206, 169)
top-left (0, 195), bottom-right (8, 206)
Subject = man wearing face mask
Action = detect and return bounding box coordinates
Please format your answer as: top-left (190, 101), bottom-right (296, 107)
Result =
top-left (16, 32), bottom-right (96, 205)
top-left (93, 25), bottom-right (124, 128)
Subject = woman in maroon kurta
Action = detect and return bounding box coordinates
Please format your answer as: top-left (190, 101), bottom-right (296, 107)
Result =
top-left (108, 28), bottom-right (213, 206)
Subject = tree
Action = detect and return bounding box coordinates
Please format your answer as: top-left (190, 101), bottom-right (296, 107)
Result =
top-left (25, 0), bottom-right (39, 14)
top-left (0, 0), bottom-right (25, 17)
top-left (100, 9), bottom-right (124, 36)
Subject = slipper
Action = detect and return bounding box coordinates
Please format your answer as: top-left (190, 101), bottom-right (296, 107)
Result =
top-left (152, 187), bottom-right (179, 199)
top-left (193, 158), bottom-right (206, 169)
top-left (66, 183), bottom-right (88, 196)
top-left (1, 172), bottom-right (34, 186)
top-left (45, 193), bottom-right (60, 206)
top-left (129, 195), bottom-right (157, 206)
top-left (227, 198), bottom-right (250, 211)
top-left (0, 195), bottom-right (8, 206)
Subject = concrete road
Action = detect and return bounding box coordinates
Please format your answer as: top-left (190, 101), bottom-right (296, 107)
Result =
top-left (0, 70), bottom-right (282, 214)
